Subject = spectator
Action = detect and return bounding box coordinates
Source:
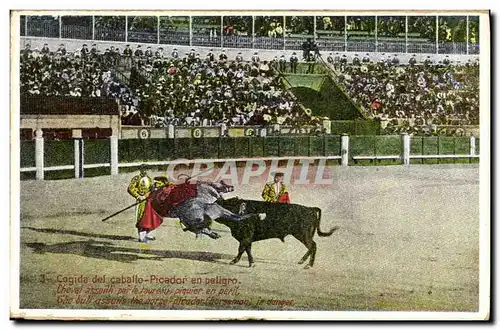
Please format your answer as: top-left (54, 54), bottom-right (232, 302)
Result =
top-left (259, 61), bottom-right (270, 75)
top-left (90, 44), bottom-right (98, 57)
top-left (57, 44), bottom-right (66, 56)
top-left (279, 55), bottom-right (286, 72)
top-left (307, 54), bottom-right (317, 74)
top-left (235, 52), bottom-right (243, 63)
top-left (24, 40), bottom-right (476, 137)
top-left (171, 48), bottom-right (179, 59)
top-left (167, 63), bottom-right (176, 75)
top-left (251, 52), bottom-right (260, 64)
top-left (20, 43), bottom-right (129, 104)
top-left (301, 39), bottom-right (310, 61)
top-left (110, 46), bottom-right (118, 57)
top-left (155, 47), bottom-right (164, 58)
top-left (145, 46), bottom-right (153, 58)
top-left (219, 49), bottom-right (228, 62)
top-left (41, 43), bottom-right (50, 55)
top-left (125, 47), bottom-right (316, 128)
top-left (391, 55), bottom-right (400, 65)
top-left (21, 44), bottom-right (31, 60)
top-left (206, 49), bottom-right (215, 62)
top-left (352, 54), bottom-right (360, 65)
top-left (134, 45), bottom-right (143, 57)
top-left (326, 52), bottom-right (334, 64)
top-left (290, 52), bottom-right (298, 74)
top-left (81, 44), bottom-right (89, 58)
top-left (123, 44), bottom-right (133, 57)
top-left (188, 48), bottom-right (196, 61)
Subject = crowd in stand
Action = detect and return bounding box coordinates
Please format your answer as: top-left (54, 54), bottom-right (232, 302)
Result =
top-left (20, 43), bottom-right (141, 123)
top-left (327, 53), bottom-right (479, 135)
top-left (19, 43), bottom-right (324, 130)
top-left (20, 41), bottom-right (479, 136)
top-left (20, 43), bottom-right (106, 97)
top-left (127, 47), bottom-right (321, 128)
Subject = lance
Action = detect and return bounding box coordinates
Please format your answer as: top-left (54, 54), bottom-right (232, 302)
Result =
top-left (177, 164), bottom-right (215, 182)
top-left (101, 199), bottom-right (146, 222)
top-left (101, 165), bottom-right (216, 223)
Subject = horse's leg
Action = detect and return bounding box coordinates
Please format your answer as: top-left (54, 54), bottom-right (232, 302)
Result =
top-left (174, 202), bottom-right (209, 235)
top-left (198, 215), bottom-right (220, 239)
top-left (198, 227), bottom-right (220, 239)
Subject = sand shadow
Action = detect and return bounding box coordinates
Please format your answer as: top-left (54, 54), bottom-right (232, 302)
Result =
top-left (24, 240), bottom-right (236, 264)
top-left (21, 227), bottom-right (280, 266)
top-left (22, 227), bottom-right (137, 242)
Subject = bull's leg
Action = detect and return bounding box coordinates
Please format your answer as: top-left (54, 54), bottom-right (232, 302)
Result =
top-left (298, 249), bottom-right (311, 265)
top-left (293, 234), bottom-right (311, 265)
top-left (293, 233), bottom-right (317, 269)
top-left (307, 241), bottom-right (317, 269)
top-left (245, 243), bottom-right (255, 267)
top-left (230, 242), bottom-right (245, 265)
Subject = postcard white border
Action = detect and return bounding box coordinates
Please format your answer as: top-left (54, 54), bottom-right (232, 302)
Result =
top-left (8, 7), bottom-right (491, 321)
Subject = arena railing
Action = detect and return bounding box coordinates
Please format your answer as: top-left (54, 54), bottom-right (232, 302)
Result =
top-left (26, 21), bottom-right (59, 39)
top-left (127, 31), bottom-right (158, 44)
top-left (159, 30), bottom-right (190, 46)
top-left (19, 134), bottom-right (480, 180)
top-left (61, 25), bottom-right (92, 40)
top-left (94, 27), bottom-right (126, 42)
top-left (222, 35), bottom-right (253, 49)
top-left (192, 33), bottom-right (222, 48)
top-left (21, 15), bottom-right (480, 55)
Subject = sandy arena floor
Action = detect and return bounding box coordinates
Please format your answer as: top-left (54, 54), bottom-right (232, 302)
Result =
top-left (17, 164), bottom-right (480, 312)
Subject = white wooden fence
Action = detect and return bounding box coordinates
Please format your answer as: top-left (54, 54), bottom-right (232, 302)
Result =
top-left (20, 131), bottom-right (479, 180)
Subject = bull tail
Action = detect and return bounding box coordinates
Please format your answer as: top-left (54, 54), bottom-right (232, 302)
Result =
top-left (314, 207), bottom-right (339, 237)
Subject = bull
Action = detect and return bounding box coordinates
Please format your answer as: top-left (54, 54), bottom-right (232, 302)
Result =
top-left (216, 197), bottom-right (340, 269)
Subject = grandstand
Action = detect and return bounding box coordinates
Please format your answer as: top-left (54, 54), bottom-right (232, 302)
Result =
top-left (18, 13), bottom-right (482, 180)
top-left (19, 40), bottom-right (480, 136)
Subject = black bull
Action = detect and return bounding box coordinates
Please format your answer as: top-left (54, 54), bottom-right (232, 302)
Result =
top-left (216, 198), bottom-right (340, 268)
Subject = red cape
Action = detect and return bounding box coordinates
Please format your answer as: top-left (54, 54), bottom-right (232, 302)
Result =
top-left (136, 200), bottom-right (163, 231)
top-left (149, 183), bottom-right (198, 217)
top-left (278, 192), bottom-right (291, 204)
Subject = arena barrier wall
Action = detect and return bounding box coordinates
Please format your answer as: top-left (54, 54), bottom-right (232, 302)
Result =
top-left (20, 134), bottom-right (480, 180)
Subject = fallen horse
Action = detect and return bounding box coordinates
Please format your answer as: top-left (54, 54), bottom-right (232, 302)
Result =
top-left (147, 180), bottom-right (264, 239)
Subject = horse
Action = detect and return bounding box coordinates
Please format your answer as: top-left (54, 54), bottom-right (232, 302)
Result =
top-left (148, 180), bottom-right (265, 239)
